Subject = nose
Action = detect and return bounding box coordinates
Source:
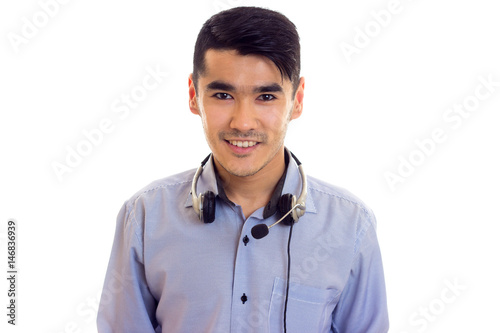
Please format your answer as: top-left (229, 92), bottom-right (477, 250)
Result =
top-left (229, 99), bottom-right (258, 132)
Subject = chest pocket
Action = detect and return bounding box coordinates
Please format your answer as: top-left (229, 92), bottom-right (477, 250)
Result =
top-left (268, 277), bottom-right (340, 333)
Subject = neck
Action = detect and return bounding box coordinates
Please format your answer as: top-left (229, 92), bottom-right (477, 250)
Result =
top-left (215, 148), bottom-right (286, 217)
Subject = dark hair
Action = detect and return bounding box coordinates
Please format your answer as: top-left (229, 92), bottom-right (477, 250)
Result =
top-left (192, 6), bottom-right (301, 92)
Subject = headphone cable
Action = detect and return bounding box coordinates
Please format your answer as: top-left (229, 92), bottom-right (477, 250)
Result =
top-left (283, 222), bottom-right (294, 333)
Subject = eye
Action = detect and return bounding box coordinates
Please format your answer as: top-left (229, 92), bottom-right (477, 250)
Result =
top-left (213, 92), bottom-right (233, 100)
top-left (257, 94), bottom-right (276, 101)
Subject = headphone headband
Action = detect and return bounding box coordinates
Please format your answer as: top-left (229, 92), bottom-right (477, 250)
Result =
top-left (190, 154), bottom-right (211, 220)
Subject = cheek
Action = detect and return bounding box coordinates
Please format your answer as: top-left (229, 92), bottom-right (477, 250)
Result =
top-left (262, 105), bottom-right (292, 131)
top-left (199, 108), bottom-right (226, 136)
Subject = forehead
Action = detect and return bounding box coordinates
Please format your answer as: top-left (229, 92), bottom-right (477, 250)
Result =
top-left (200, 49), bottom-right (292, 92)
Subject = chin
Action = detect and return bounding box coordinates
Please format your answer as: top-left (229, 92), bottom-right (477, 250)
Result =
top-left (221, 160), bottom-right (262, 178)
top-left (229, 168), bottom-right (261, 178)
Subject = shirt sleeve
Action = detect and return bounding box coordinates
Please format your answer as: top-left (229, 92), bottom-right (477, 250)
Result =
top-left (331, 212), bottom-right (389, 333)
top-left (97, 201), bottom-right (159, 332)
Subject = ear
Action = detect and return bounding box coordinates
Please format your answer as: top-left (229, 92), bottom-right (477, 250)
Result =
top-left (188, 74), bottom-right (200, 115)
top-left (291, 77), bottom-right (305, 120)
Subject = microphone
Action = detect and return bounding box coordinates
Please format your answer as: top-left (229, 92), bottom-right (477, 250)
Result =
top-left (251, 203), bottom-right (305, 239)
top-left (251, 224), bottom-right (269, 239)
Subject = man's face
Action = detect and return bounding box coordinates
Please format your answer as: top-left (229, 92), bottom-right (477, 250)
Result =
top-left (189, 49), bottom-right (304, 178)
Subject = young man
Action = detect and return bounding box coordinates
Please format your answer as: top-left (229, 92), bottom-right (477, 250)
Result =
top-left (97, 7), bottom-right (388, 333)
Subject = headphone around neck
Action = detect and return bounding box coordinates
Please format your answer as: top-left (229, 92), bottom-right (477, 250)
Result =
top-left (191, 151), bottom-right (307, 228)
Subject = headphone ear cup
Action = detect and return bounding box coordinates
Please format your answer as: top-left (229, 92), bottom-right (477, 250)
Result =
top-left (202, 191), bottom-right (216, 223)
top-left (278, 193), bottom-right (295, 226)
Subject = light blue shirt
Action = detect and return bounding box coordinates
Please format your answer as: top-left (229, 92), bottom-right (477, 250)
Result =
top-left (97, 150), bottom-right (389, 332)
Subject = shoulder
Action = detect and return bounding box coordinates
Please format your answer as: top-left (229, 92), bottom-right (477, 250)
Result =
top-left (112, 169), bottom-right (197, 245)
top-left (305, 176), bottom-right (379, 256)
top-left (125, 168), bottom-right (196, 208)
top-left (306, 175), bottom-right (377, 227)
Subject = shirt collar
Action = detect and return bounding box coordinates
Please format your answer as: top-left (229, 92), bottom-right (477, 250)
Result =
top-left (185, 148), bottom-right (316, 216)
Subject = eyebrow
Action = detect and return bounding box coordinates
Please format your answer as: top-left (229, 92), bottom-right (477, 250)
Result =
top-left (205, 81), bottom-right (236, 92)
top-left (205, 80), bottom-right (284, 94)
top-left (253, 83), bottom-right (283, 94)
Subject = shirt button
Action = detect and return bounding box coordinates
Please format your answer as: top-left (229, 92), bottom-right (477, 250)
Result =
top-left (241, 293), bottom-right (248, 304)
top-left (242, 235), bottom-right (249, 246)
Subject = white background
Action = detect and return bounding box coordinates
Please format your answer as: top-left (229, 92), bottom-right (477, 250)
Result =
top-left (1, 0), bottom-right (499, 332)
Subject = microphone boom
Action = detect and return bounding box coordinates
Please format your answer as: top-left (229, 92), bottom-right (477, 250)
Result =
top-left (250, 203), bottom-right (304, 239)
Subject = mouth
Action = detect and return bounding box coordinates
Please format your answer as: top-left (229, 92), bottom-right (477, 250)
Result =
top-left (227, 140), bottom-right (259, 148)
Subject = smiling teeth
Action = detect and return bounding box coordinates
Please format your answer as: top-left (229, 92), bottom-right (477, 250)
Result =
top-left (229, 140), bottom-right (257, 148)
